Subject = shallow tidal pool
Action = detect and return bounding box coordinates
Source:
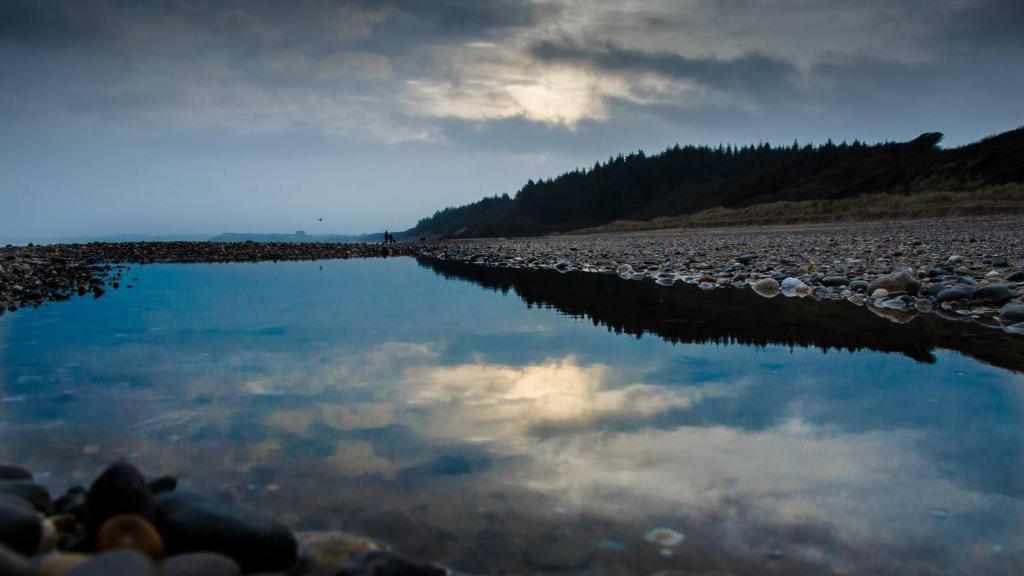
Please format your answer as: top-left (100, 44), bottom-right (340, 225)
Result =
top-left (1, 257), bottom-right (1022, 575)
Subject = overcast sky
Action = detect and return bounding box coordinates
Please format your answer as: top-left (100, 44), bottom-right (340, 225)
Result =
top-left (1, 0), bottom-right (1022, 240)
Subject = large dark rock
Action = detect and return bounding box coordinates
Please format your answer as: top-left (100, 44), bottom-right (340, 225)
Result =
top-left (0, 542), bottom-right (35, 576)
top-left (67, 549), bottom-right (156, 576)
top-left (0, 465), bottom-right (32, 481)
top-left (0, 494), bottom-right (42, 556)
top-left (86, 462), bottom-right (156, 540)
top-left (936, 287), bottom-right (970, 303)
top-left (334, 550), bottom-right (447, 576)
top-left (0, 479), bottom-right (52, 513)
top-left (155, 492), bottom-right (297, 573)
top-left (974, 284), bottom-right (1013, 306)
top-left (999, 303), bottom-right (1024, 323)
top-left (868, 270), bottom-right (920, 296)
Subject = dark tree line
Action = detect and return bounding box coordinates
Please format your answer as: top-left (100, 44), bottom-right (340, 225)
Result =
top-left (405, 127), bottom-right (1024, 239)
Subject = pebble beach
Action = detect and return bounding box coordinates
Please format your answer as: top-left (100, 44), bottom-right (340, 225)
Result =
top-left (422, 217), bottom-right (1024, 333)
top-left (3, 217), bottom-right (1024, 333)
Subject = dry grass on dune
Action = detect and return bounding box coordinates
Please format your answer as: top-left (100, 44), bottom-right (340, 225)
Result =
top-left (571, 185), bottom-right (1024, 234)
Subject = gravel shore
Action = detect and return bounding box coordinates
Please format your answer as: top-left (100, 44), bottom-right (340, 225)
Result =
top-left (420, 217), bottom-right (1024, 334)
top-left (0, 242), bottom-right (418, 315)
top-left (3, 219), bottom-right (1024, 333)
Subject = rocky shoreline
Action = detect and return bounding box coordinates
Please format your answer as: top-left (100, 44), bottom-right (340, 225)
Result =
top-left (0, 242), bottom-right (419, 315)
top-left (420, 218), bottom-right (1024, 334)
top-left (2, 219), bottom-right (1024, 333)
top-left (0, 461), bottom-right (449, 575)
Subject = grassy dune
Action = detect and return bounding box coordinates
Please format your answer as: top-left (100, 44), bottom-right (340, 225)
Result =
top-left (571, 185), bottom-right (1024, 234)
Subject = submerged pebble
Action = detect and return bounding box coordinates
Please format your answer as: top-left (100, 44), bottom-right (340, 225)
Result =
top-left (643, 528), bottom-right (686, 547)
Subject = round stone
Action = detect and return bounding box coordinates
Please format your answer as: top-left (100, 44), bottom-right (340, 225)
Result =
top-left (751, 277), bottom-right (780, 298)
top-left (154, 492), bottom-right (297, 574)
top-left (0, 494), bottom-right (42, 556)
top-left (97, 514), bottom-right (165, 560)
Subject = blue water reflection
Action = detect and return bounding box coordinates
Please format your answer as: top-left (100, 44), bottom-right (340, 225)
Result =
top-left (1, 258), bottom-right (1021, 575)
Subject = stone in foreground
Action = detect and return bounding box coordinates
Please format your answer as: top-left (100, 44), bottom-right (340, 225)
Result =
top-left (155, 492), bottom-right (297, 573)
top-left (0, 494), bottom-right (42, 556)
top-left (867, 270), bottom-right (920, 296)
top-left (86, 462), bottom-right (156, 541)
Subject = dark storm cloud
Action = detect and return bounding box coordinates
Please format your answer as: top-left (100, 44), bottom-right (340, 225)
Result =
top-left (0, 0), bottom-right (106, 47)
top-left (932, 0), bottom-right (1024, 55)
top-left (0, 0), bottom-right (548, 50)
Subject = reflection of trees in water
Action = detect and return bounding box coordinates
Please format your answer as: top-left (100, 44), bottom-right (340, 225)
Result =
top-left (417, 257), bottom-right (1024, 373)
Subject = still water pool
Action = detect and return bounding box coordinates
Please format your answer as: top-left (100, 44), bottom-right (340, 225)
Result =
top-left (1, 257), bottom-right (1022, 575)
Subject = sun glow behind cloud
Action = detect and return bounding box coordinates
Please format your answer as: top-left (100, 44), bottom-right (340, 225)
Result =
top-left (407, 56), bottom-right (700, 128)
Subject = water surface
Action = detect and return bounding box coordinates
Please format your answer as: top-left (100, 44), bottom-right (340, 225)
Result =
top-left (1, 257), bottom-right (1021, 575)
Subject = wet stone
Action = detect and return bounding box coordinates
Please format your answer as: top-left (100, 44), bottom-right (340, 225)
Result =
top-left (998, 303), bottom-right (1024, 323)
top-left (751, 278), bottom-right (780, 298)
top-left (86, 462), bottom-right (156, 540)
top-left (0, 543), bottom-right (36, 576)
top-left (0, 465), bottom-right (32, 481)
top-left (868, 270), bottom-right (921, 296)
top-left (780, 277), bottom-right (810, 297)
top-left (155, 491), bottom-right (297, 573)
top-left (937, 288), bottom-right (969, 303)
top-left (974, 284), bottom-right (1013, 306)
top-left (0, 480), bottom-right (52, 513)
top-left (0, 494), bottom-right (43, 556)
top-left (882, 298), bottom-right (907, 310)
top-left (96, 513), bottom-right (165, 560)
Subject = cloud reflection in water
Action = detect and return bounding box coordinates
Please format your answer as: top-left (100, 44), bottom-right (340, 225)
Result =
top-left (0, 259), bottom-right (1021, 575)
